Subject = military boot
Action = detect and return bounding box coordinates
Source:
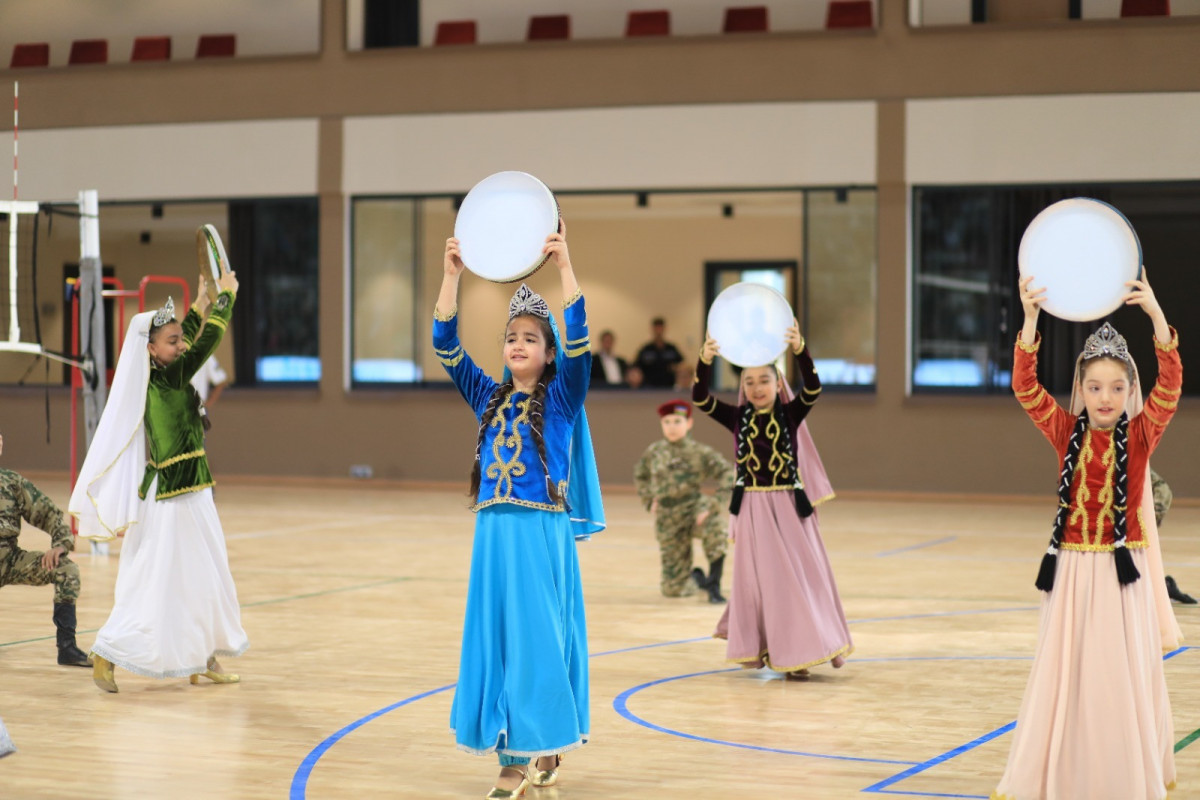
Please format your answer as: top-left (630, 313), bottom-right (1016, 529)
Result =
top-left (53, 602), bottom-right (92, 667)
top-left (705, 556), bottom-right (726, 604)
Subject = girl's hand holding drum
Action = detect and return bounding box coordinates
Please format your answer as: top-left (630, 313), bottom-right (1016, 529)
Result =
top-left (444, 237), bottom-right (466, 278)
top-left (700, 334), bottom-right (721, 365)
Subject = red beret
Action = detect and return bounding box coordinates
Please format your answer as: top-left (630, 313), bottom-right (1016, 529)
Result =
top-left (657, 400), bottom-right (691, 418)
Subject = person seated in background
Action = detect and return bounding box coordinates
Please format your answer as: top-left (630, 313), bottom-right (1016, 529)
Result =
top-left (590, 330), bottom-right (628, 387)
top-left (625, 365), bottom-right (646, 389)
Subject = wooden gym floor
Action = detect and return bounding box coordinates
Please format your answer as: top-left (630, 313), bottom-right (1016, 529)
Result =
top-left (1, 479), bottom-right (1197, 799)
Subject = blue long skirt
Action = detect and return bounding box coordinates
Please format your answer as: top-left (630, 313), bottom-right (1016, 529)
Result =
top-left (450, 505), bottom-right (589, 757)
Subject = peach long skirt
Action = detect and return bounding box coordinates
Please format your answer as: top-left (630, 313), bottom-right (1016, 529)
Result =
top-left (992, 549), bottom-right (1175, 800)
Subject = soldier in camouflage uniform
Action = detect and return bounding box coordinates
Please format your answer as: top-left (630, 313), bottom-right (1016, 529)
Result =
top-left (0, 434), bottom-right (91, 666)
top-left (1151, 469), bottom-right (1197, 604)
top-left (634, 400), bottom-right (735, 603)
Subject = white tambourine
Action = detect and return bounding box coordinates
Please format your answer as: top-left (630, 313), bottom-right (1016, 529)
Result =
top-left (454, 171), bottom-right (560, 283)
top-left (1018, 198), bottom-right (1142, 322)
top-left (707, 282), bottom-right (795, 368)
top-left (196, 224), bottom-right (230, 303)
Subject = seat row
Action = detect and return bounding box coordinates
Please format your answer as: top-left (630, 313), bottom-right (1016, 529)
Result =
top-left (436, 3), bottom-right (876, 45)
top-left (10, 34), bottom-right (236, 68)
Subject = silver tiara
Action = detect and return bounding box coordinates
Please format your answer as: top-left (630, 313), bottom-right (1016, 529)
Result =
top-left (152, 297), bottom-right (176, 328)
top-left (508, 283), bottom-right (550, 320)
top-left (1081, 322), bottom-right (1131, 363)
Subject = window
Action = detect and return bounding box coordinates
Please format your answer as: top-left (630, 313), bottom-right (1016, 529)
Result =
top-left (228, 198), bottom-right (321, 385)
top-left (912, 182), bottom-right (1200, 395)
top-left (350, 198), bottom-right (420, 384)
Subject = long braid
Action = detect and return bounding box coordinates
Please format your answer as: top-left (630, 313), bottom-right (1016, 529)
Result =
top-left (467, 379), bottom-right (513, 500)
top-left (771, 399), bottom-right (814, 517)
top-left (1110, 412), bottom-right (1140, 584)
top-left (1036, 410), bottom-right (1088, 592)
top-left (527, 361), bottom-right (562, 506)
top-left (729, 402), bottom-right (756, 514)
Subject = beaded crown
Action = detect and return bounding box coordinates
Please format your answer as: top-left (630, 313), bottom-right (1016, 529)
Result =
top-left (1081, 322), bottom-right (1131, 364)
top-left (508, 283), bottom-right (550, 320)
top-left (152, 297), bottom-right (176, 328)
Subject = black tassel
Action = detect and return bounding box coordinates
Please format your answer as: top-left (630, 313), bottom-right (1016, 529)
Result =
top-left (1035, 551), bottom-right (1058, 592)
top-left (793, 488), bottom-right (814, 518)
top-left (1113, 545), bottom-right (1141, 585)
top-left (729, 485), bottom-right (744, 515)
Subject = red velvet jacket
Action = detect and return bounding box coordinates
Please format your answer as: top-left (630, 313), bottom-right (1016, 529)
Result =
top-left (1013, 328), bottom-right (1181, 550)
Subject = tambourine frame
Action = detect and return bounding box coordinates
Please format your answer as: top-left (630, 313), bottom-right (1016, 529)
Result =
top-left (454, 171), bottom-right (560, 284)
top-left (1017, 198), bottom-right (1142, 323)
top-left (196, 224), bottom-right (229, 303)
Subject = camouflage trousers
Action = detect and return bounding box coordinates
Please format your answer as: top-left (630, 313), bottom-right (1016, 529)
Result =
top-left (654, 496), bottom-right (727, 598)
top-left (0, 542), bottom-right (80, 604)
top-left (1150, 469), bottom-right (1172, 529)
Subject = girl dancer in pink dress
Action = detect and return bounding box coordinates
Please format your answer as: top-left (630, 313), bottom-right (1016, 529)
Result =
top-left (693, 320), bottom-right (851, 678)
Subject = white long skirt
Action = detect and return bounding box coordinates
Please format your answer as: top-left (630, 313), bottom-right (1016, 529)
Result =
top-left (91, 479), bottom-right (249, 678)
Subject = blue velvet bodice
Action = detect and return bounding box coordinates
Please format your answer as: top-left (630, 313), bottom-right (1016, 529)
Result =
top-left (433, 295), bottom-right (590, 512)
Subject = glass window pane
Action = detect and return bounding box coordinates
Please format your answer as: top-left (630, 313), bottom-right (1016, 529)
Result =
top-left (805, 189), bottom-right (877, 386)
top-left (230, 198), bottom-right (320, 384)
top-left (352, 199), bottom-right (419, 384)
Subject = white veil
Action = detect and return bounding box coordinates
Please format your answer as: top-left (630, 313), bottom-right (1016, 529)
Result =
top-left (68, 311), bottom-right (154, 541)
top-left (1070, 352), bottom-right (1182, 650)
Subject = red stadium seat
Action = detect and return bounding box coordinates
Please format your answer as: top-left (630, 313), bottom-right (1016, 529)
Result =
top-left (724, 6), bottom-right (769, 33)
top-left (434, 20), bottom-right (478, 45)
top-left (626, 10), bottom-right (671, 37)
top-left (196, 34), bottom-right (236, 58)
top-left (10, 43), bottom-right (50, 68)
top-left (826, 0), bottom-right (874, 28)
top-left (1120, 0), bottom-right (1170, 15)
top-left (528, 14), bottom-right (571, 40)
top-left (68, 39), bottom-right (108, 65)
top-left (131, 36), bottom-right (172, 62)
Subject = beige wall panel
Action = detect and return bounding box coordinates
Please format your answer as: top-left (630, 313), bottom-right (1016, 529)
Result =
top-left (343, 103), bottom-right (877, 195)
top-left (907, 93), bottom-right (1200, 185)
top-left (12, 120), bottom-right (320, 203)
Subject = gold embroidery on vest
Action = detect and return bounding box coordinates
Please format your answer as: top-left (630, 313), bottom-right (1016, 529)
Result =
top-left (1068, 429), bottom-right (1093, 538)
top-left (485, 392), bottom-right (531, 500)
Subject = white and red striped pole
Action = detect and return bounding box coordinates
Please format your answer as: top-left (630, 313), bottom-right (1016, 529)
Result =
top-left (12, 80), bottom-right (18, 201)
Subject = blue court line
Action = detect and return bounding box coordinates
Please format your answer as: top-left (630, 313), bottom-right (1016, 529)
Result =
top-left (289, 637), bottom-right (707, 798)
top-left (862, 645), bottom-right (1196, 797)
top-left (289, 683), bottom-right (455, 799)
top-left (875, 537), bottom-right (958, 558)
top-left (613, 667), bottom-right (921, 766)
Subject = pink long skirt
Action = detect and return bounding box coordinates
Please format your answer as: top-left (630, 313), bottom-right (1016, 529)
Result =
top-left (992, 549), bottom-right (1175, 800)
top-left (714, 491), bottom-right (852, 672)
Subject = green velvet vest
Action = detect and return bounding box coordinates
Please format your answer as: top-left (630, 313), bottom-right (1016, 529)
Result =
top-left (138, 291), bottom-right (234, 501)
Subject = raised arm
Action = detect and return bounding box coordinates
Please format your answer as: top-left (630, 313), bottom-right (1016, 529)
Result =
top-left (434, 237), bottom-right (496, 415)
top-left (692, 334), bottom-right (740, 432)
top-left (171, 284), bottom-right (235, 386)
top-left (782, 320), bottom-right (821, 421)
top-left (544, 220), bottom-right (591, 418)
top-left (1013, 275), bottom-right (1073, 448)
top-left (1125, 271), bottom-right (1182, 452)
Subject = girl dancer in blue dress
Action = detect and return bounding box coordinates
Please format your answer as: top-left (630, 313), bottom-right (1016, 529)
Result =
top-left (433, 221), bottom-right (604, 799)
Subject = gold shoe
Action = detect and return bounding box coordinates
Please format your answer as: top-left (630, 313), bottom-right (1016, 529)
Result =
top-left (530, 754), bottom-right (562, 788)
top-left (485, 767), bottom-right (529, 799)
top-left (92, 654), bottom-right (118, 693)
top-left (189, 656), bottom-right (240, 685)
